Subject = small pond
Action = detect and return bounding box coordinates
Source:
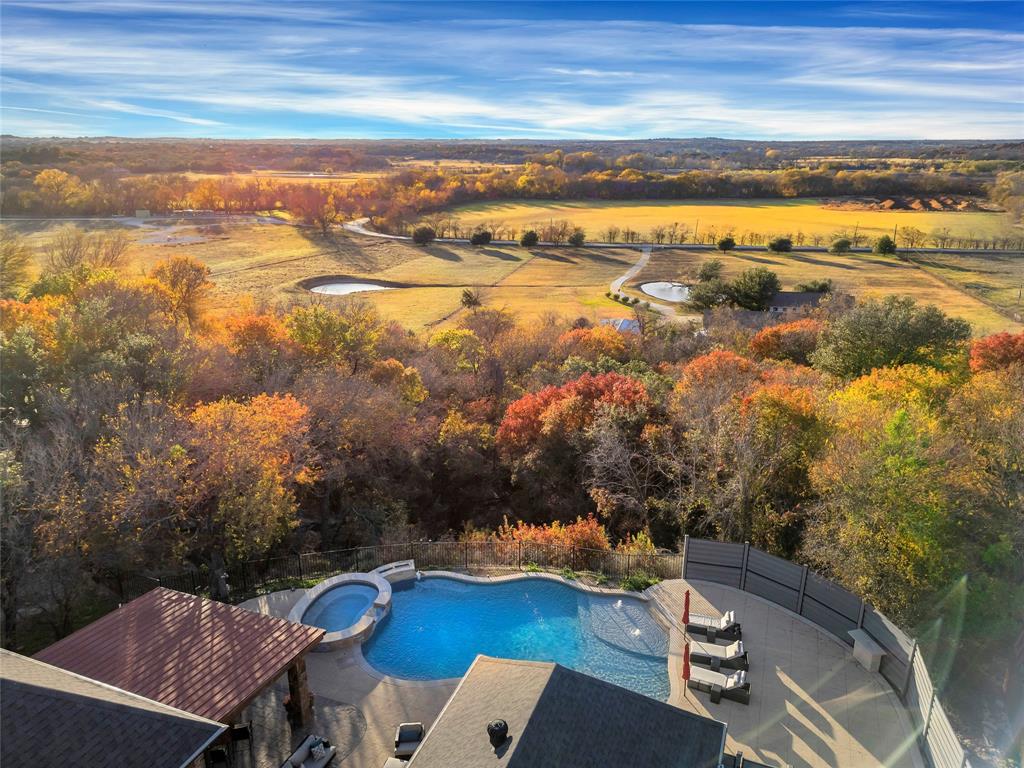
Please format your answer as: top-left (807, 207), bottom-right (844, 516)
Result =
top-left (640, 281), bottom-right (691, 303)
top-left (310, 281), bottom-right (396, 296)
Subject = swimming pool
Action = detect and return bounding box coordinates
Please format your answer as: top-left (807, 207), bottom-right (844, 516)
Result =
top-left (302, 583), bottom-right (379, 631)
top-left (361, 577), bottom-right (670, 700)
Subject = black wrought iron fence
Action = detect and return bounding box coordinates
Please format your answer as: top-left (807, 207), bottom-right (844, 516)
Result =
top-left (122, 540), bottom-right (681, 605)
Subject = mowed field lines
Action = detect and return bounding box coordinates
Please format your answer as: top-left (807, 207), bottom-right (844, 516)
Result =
top-left (449, 199), bottom-right (1012, 241)
top-left (635, 249), bottom-right (1023, 335)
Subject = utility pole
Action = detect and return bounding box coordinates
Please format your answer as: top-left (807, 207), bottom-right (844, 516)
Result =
top-left (693, 219), bottom-right (699, 245)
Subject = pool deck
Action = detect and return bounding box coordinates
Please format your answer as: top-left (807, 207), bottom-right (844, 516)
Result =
top-left (239, 575), bottom-right (925, 768)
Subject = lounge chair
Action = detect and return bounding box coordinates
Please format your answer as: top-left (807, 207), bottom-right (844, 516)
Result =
top-left (281, 735), bottom-right (336, 768)
top-left (686, 666), bottom-right (750, 705)
top-left (690, 639), bottom-right (749, 671)
top-left (395, 722), bottom-right (425, 759)
top-left (686, 609), bottom-right (741, 642)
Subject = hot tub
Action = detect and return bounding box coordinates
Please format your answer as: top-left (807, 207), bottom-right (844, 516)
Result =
top-left (288, 572), bottom-right (393, 651)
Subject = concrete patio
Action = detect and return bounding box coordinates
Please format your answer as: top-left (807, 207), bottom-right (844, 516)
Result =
top-left (240, 576), bottom-right (926, 768)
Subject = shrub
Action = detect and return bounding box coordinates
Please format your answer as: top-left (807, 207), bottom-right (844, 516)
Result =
top-left (795, 278), bottom-right (833, 293)
top-left (520, 230), bottom-right (539, 247)
top-left (620, 571), bottom-right (661, 591)
top-left (568, 228), bottom-right (586, 247)
top-left (470, 230), bottom-right (492, 246)
top-left (697, 259), bottom-right (723, 282)
top-left (829, 238), bottom-right (851, 254)
top-left (730, 266), bottom-right (781, 310)
top-left (524, 561), bottom-right (541, 573)
top-left (560, 567), bottom-right (577, 580)
top-left (717, 236), bottom-right (736, 252)
top-left (412, 226), bottom-right (436, 245)
top-left (873, 235), bottom-right (897, 254)
top-left (767, 237), bottom-right (793, 253)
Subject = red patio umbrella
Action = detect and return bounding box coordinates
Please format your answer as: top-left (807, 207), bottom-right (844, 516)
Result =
top-left (682, 641), bottom-right (691, 681)
top-left (682, 589), bottom-right (690, 626)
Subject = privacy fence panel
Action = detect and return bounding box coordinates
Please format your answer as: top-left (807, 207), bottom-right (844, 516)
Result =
top-left (799, 571), bottom-right (861, 645)
top-left (862, 607), bottom-right (914, 690)
top-left (683, 538), bottom-right (744, 587)
top-left (743, 548), bottom-right (802, 613)
top-left (926, 704), bottom-right (966, 768)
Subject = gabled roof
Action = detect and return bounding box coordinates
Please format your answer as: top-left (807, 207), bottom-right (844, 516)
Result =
top-left (408, 656), bottom-right (726, 768)
top-left (1, 649), bottom-right (225, 768)
top-left (35, 587), bottom-right (324, 723)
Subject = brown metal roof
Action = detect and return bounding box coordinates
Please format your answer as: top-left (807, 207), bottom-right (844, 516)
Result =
top-left (35, 587), bottom-right (324, 723)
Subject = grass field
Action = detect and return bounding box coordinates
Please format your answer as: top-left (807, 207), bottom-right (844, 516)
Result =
top-left (9, 218), bottom-right (626, 330)
top-left (633, 249), bottom-right (1023, 335)
top-left (11, 217), bottom-right (1020, 334)
top-left (910, 251), bottom-right (1024, 323)
top-left (447, 198), bottom-right (1013, 242)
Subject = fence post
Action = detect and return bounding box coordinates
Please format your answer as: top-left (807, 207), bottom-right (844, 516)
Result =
top-left (922, 689), bottom-right (937, 744)
top-left (296, 553), bottom-right (304, 581)
top-left (355, 548), bottom-right (360, 572)
top-left (464, 541), bottom-right (469, 571)
top-left (409, 541), bottom-right (414, 562)
top-left (857, 600), bottom-right (866, 629)
top-left (681, 534), bottom-right (689, 579)
top-left (901, 640), bottom-right (918, 702)
top-left (571, 546), bottom-right (576, 572)
top-left (796, 565), bottom-right (809, 614)
top-left (627, 553), bottom-right (632, 576)
top-left (518, 541), bottom-right (522, 570)
top-left (740, 541), bottom-right (751, 590)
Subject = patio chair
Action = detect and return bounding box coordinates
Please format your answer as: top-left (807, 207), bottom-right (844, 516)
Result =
top-left (394, 722), bottom-right (425, 759)
top-left (689, 639), bottom-right (749, 671)
top-left (686, 666), bottom-right (750, 705)
top-left (686, 609), bottom-right (741, 642)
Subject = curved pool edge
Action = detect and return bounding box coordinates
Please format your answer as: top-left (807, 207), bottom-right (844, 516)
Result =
top-left (288, 571), bottom-right (393, 651)
top-left (355, 568), bottom-right (672, 688)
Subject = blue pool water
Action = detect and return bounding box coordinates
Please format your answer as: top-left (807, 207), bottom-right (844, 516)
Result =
top-left (303, 583), bottom-right (378, 630)
top-left (361, 577), bottom-right (669, 700)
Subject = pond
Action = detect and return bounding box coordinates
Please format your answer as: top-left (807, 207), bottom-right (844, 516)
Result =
top-left (640, 281), bottom-right (691, 303)
top-left (309, 281), bottom-right (396, 296)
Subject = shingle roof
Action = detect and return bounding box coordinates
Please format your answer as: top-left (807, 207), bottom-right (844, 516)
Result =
top-left (1, 649), bottom-right (225, 768)
top-left (34, 587), bottom-right (324, 723)
top-left (408, 656), bottom-right (726, 768)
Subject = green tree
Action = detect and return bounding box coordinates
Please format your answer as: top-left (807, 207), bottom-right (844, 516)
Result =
top-left (717, 237), bottom-right (736, 252)
top-left (794, 278), bottom-right (833, 293)
top-left (469, 230), bottom-right (492, 246)
top-left (460, 287), bottom-right (482, 310)
top-left (873, 235), bottom-right (897, 255)
top-left (687, 278), bottom-right (731, 309)
top-left (696, 259), bottom-right (723, 282)
top-left (810, 296), bottom-right (971, 378)
top-left (412, 226), bottom-right (436, 245)
top-left (767, 237), bottom-right (792, 253)
top-left (520, 230), bottom-right (539, 247)
top-left (829, 238), bottom-right (851, 254)
top-left (729, 267), bottom-right (781, 310)
top-left (568, 228), bottom-right (586, 247)
top-left (286, 301), bottom-right (382, 374)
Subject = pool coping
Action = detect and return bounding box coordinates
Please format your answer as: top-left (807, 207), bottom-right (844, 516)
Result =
top-left (288, 571), bottom-right (392, 650)
top-left (351, 567), bottom-right (672, 689)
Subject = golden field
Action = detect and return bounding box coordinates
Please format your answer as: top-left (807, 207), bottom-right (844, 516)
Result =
top-left (10, 216), bottom-right (1021, 334)
top-left (634, 249), bottom-right (1023, 335)
top-left (447, 198), bottom-right (1013, 241)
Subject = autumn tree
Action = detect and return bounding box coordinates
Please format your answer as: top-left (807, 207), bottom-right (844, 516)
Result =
top-left (0, 226), bottom-right (33, 299)
top-left (969, 331), bottom-right (1024, 372)
top-left (811, 296), bottom-right (971, 378)
top-left (749, 318), bottom-right (823, 365)
top-left (286, 300), bottom-right (382, 374)
top-left (150, 255), bottom-right (213, 331)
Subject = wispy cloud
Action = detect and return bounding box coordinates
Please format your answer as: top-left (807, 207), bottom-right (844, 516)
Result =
top-left (1, 1), bottom-right (1021, 139)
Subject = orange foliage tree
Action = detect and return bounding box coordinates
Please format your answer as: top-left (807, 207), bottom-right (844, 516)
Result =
top-left (969, 330), bottom-right (1024, 372)
top-left (748, 318), bottom-right (823, 365)
top-left (555, 325), bottom-right (630, 362)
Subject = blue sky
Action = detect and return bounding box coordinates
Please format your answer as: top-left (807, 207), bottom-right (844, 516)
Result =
top-left (1, 1), bottom-right (1022, 140)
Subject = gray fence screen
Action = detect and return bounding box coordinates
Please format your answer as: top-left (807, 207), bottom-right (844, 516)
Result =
top-left (682, 536), bottom-right (968, 768)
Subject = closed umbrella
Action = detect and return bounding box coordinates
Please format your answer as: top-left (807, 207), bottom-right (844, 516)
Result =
top-left (683, 641), bottom-right (691, 682)
top-left (682, 589), bottom-right (690, 626)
